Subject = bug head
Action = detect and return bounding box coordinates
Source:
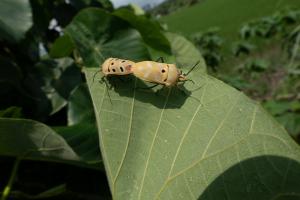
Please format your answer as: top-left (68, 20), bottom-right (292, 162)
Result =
top-left (101, 58), bottom-right (134, 76)
top-left (164, 64), bottom-right (180, 86)
top-left (177, 61), bottom-right (200, 84)
top-left (164, 64), bottom-right (192, 86)
top-left (178, 72), bottom-right (188, 82)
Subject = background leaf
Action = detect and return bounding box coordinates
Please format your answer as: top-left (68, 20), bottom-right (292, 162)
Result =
top-left (0, 107), bottom-right (22, 118)
top-left (50, 34), bottom-right (75, 58)
top-left (165, 32), bottom-right (206, 73)
top-left (53, 83), bottom-right (101, 168)
top-left (65, 8), bottom-right (150, 66)
top-left (34, 58), bottom-right (82, 115)
top-left (54, 123), bottom-right (101, 168)
top-left (0, 118), bottom-right (79, 161)
top-left (113, 8), bottom-right (173, 61)
top-left (0, 0), bottom-right (33, 42)
top-left (67, 83), bottom-right (95, 126)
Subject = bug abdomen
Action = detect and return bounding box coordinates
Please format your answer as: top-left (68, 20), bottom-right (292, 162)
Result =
top-left (132, 61), bottom-right (168, 84)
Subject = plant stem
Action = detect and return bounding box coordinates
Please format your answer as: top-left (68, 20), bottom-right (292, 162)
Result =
top-left (1, 157), bottom-right (21, 200)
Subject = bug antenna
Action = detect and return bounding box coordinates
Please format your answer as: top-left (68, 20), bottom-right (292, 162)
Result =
top-left (185, 79), bottom-right (195, 84)
top-left (185, 60), bottom-right (200, 76)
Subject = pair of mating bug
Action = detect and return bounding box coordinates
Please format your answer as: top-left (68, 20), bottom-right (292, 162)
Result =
top-left (99, 57), bottom-right (199, 88)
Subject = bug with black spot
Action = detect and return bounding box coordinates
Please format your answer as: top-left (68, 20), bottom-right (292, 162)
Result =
top-left (94, 57), bottom-right (200, 103)
top-left (101, 57), bottom-right (134, 76)
top-left (92, 57), bottom-right (136, 103)
top-left (131, 60), bottom-right (199, 87)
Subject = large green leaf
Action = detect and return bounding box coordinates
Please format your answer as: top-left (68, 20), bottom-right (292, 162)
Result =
top-left (65, 8), bottom-right (150, 67)
top-left (0, 118), bottom-right (79, 161)
top-left (85, 62), bottom-right (300, 199)
top-left (0, 0), bottom-right (32, 42)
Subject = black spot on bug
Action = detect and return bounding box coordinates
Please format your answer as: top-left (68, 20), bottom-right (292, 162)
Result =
top-left (111, 62), bottom-right (114, 65)
top-left (108, 68), bottom-right (110, 72)
top-left (120, 67), bottom-right (124, 72)
top-left (164, 79), bottom-right (167, 82)
top-left (121, 60), bottom-right (126, 63)
top-left (161, 69), bottom-right (166, 73)
top-left (112, 69), bottom-right (116, 72)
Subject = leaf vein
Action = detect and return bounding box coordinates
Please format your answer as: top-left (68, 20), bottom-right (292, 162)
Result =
top-left (137, 88), bottom-right (172, 200)
top-left (113, 78), bottom-right (137, 187)
top-left (201, 93), bottom-right (242, 158)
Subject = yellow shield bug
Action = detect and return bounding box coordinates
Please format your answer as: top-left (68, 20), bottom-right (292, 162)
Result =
top-left (131, 60), bottom-right (199, 87)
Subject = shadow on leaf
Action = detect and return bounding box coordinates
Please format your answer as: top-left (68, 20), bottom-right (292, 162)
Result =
top-left (197, 155), bottom-right (300, 200)
top-left (99, 75), bottom-right (192, 109)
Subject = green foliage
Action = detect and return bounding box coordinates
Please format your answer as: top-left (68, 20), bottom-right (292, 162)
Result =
top-left (229, 10), bottom-right (300, 139)
top-left (240, 9), bottom-right (300, 40)
top-left (160, 0), bottom-right (300, 40)
top-left (1, 0), bottom-right (300, 199)
top-left (244, 58), bottom-right (270, 72)
top-left (0, 118), bottom-right (79, 161)
top-left (0, 0), bottom-right (32, 42)
top-left (0, 107), bottom-right (22, 118)
top-left (190, 28), bottom-right (224, 71)
top-left (164, 32), bottom-right (205, 72)
top-left (50, 34), bottom-right (75, 58)
top-left (113, 8), bottom-right (172, 55)
top-left (263, 100), bottom-right (300, 138)
top-left (65, 8), bottom-right (152, 66)
top-left (232, 41), bottom-right (256, 56)
top-left (150, 0), bottom-right (200, 16)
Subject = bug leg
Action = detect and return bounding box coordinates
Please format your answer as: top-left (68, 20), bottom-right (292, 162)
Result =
top-left (100, 77), bottom-right (112, 104)
top-left (182, 79), bottom-right (195, 85)
top-left (155, 57), bottom-right (165, 63)
top-left (92, 70), bottom-right (101, 83)
top-left (105, 76), bottom-right (117, 89)
top-left (99, 76), bottom-right (113, 89)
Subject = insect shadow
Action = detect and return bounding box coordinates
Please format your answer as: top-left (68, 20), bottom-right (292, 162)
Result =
top-left (104, 76), bottom-right (191, 109)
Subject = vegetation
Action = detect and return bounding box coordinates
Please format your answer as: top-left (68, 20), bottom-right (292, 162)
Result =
top-left (160, 0), bottom-right (300, 42)
top-left (0, 0), bottom-right (300, 200)
top-left (150, 0), bottom-right (200, 16)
